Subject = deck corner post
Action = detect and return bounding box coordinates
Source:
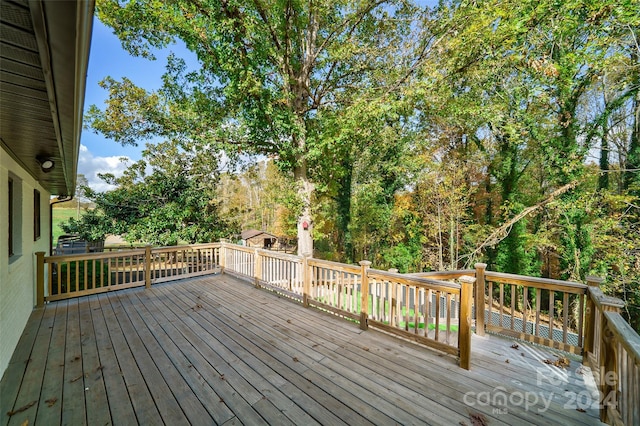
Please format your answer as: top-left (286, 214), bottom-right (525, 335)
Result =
top-left (145, 245), bottom-right (152, 288)
top-left (254, 248), bottom-right (262, 288)
top-left (459, 275), bottom-right (475, 370)
top-left (474, 263), bottom-right (487, 336)
top-left (302, 253), bottom-right (311, 307)
top-left (583, 276), bottom-right (603, 363)
top-left (219, 241), bottom-right (226, 273)
top-left (359, 260), bottom-right (372, 331)
top-left (599, 316), bottom-right (617, 424)
top-left (36, 251), bottom-right (45, 307)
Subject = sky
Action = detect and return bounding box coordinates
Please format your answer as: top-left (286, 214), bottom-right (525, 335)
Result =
top-left (78, 20), bottom-right (198, 191)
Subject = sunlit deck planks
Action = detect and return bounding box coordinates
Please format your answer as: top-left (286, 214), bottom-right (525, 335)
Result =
top-left (1, 274), bottom-right (603, 425)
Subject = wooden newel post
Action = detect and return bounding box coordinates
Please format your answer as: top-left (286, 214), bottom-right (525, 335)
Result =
top-left (219, 242), bottom-right (226, 273)
top-left (144, 245), bottom-right (152, 288)
top-left (459, 275), bottom-right (475, 370)
top-left (583, 276), bottom-right (602, 363)
top-left (254, 248), bottom-right (262, 288)
top-left (36, 251), bottom-right (45, 308)
top-left (598, 298), bottom-right (624, 424)
top-left (303, 254), bottom-right (311, 307)
top-left (359, 260), bottom-right (371, 331)
top-left (474, 263), bottom-right (487, 337)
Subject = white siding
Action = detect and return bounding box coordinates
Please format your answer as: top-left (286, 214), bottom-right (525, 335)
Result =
top-left (0, 147), bottom-right (51, 378)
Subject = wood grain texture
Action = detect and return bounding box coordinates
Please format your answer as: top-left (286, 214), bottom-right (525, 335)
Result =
top-left (1, 274), bottom-right (603, 426)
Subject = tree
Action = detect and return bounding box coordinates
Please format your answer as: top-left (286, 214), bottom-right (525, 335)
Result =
top-left (218, 159), bottom-right (300, 241)
top-left (88, 0), bottom-right (427, 255)
top-left (62, 140), bottom-right (237, 246)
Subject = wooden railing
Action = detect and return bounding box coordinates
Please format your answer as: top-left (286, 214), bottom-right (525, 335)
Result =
top-left (36, 243), bottom-right (220, 304)
top-left (365, 268), bottom-right (474, 368)
top-left (306, 258), bottom-right (362, 320)
top-left (475, 264), bottom-right (588, 354)
top-left (582, 277), bottom-right (639, 425)
top-left (219, 243), bottom-right (475, 370)
top-left (35, 241), bottom-right (640, 420)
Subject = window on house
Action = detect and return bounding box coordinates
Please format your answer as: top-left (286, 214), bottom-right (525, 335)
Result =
top-left (8, 173), bottom-right (22, 259)
top-left (8, 178), bottom-right (13, 256)
top-left (34, 189), bottom-right (41, 241)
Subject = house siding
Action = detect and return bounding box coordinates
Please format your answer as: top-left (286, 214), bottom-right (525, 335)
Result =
top-left (0, 147), bottom-right (51, 378)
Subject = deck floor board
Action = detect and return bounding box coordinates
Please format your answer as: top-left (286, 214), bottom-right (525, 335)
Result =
top-left (1, 274), bottom-right (603, 425)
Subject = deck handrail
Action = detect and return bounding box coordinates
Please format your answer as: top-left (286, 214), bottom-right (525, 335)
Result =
top-left (36, 242), bottom-right (221, 303)
top-left (218, 243), bottom-right (474, 369)
top-left (474, 264), bottom-right (589, 354)
top-left (408, 269), bottom-right (475, 280)
top-left (600, 311), bottom-right (640, 425)
top-left (580, 278), bottom-right (636, 425)
top-left (35, 240), bottom-right (640, 421)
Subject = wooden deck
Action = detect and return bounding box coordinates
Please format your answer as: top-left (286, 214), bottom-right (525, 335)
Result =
top-left (1, 273), bottom-right (604, 425)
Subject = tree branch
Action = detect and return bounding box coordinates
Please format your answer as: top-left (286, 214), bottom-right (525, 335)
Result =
top-left (462, 180), bottom-right (582, 267)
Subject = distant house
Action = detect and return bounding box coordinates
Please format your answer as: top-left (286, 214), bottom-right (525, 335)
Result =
top-left (241, 229), bottom-right (279, 250)
top-left (0, 0), bottom-right (94, 377)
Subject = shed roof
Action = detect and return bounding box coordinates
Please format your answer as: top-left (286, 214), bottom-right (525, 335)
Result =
top-left (241, 229), bottom-right (278, 240)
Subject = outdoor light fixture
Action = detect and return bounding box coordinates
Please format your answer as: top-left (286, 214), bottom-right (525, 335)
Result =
top-left (37, 156), bottom-right (54, 172)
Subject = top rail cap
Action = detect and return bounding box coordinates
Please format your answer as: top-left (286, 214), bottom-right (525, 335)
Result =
top-left (586, 276), bottom-right (604, 286)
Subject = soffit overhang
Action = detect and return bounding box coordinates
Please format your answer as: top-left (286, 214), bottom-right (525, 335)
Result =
top-left (1, 0), bottom-right (94, 196)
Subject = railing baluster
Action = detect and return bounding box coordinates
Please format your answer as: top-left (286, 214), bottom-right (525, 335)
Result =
top-left (499, 282), bottom-right (504, 328)
top-left (434, 291), bottom-right (440, 341)
top-left (414, 286), bottom-right (419, 335)
top-left (446, 292), bottom-right (451, 343)
top-left (548, 290), bottom-right (554, 341)
top-left (522, 286), bottom-right (528, 333)
top-left (488, 281), bottom-right (493, 326)
top-left (563, 292), bottom-right (569, 344)
top-left (404, 285), bottom-right (410, 332)
top-left (510, 284), bottom-right (515, 330)
top-left (535, 288), bottom-right (541, 336)
top-left (83, 260), bottom-right (88, 291)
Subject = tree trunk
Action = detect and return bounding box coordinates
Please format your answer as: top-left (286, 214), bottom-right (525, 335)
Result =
top-left (335, 156), bottom-right (354, 262)
top-left (599, 131), bottom-right (609, 190)
top-left (599, 90), bottom-right (610, 191)
top-left (294, 161), bottom-right (313, 256)
top-left (625, 90), bottom-right (640, 191)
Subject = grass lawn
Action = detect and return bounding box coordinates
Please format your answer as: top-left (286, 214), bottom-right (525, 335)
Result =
top-left (52, 208), bottom-right (81, 245)
top-left (318, 293), bottom-right (458, 332)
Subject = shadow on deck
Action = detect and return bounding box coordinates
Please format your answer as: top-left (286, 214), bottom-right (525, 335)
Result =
top-left (1, 274), bottom-right (603, 425)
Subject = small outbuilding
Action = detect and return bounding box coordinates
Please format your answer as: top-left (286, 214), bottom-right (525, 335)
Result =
top-left (241, 229), bottom-right (279, 250)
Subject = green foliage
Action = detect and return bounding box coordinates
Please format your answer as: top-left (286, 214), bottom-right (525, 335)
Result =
top-left (91, 0), bottom-right (427, 253)
top-left (62, 140), bottom-right (238, 246)
top-left (86, 0), bottom-right (640, 329)
top-left (52, 208), bottom-right (83, 245)
top-left (494, 203), bottom-right (540, 277)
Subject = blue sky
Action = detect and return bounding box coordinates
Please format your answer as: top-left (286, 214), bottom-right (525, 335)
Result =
top-left (78, 19), bottom-right (199, 191)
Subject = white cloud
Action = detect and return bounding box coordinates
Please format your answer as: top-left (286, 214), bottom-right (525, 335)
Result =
top-left (77, 145), bottom-right (131, 192)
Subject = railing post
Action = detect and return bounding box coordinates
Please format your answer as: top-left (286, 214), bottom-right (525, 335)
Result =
top-left (36, 251), bottom-right (45, 308)
top-left (359, 260), bottom-right (371, 331)
top-left (219, 242), bottom-right (226, 273)
top-left (145, 245), bottom-right (152, 288)
top-left (474, 263), bottom-right (487, 336)
top-left (303, 254), bottom-right (311, 307)
top-left (254, 248), bottom-right (262, 288)
top-left (598, 297), bottom-right (624, 424)
top-left (459, 275), bottom-right (475, 370)
top-left (583, 276), bottom-right (603, 364)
